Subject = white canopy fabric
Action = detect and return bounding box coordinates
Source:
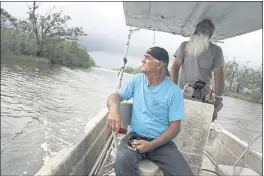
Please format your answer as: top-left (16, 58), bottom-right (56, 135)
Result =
top-left (123, 2), bottom-right (262, 41)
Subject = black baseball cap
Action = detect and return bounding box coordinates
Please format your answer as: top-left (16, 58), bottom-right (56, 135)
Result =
top-left (145, 46), bottom-right (170, 76)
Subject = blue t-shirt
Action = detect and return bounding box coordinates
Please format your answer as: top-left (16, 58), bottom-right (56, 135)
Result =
top-left (119, 73), bottom-right (185, 139)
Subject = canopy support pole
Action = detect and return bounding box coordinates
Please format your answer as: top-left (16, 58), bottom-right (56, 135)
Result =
top-left (112, 27), bottom-right (140, 154)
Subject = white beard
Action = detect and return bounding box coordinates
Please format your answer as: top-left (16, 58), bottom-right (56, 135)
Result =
top-left (186, 34), bottom-right (210, 58)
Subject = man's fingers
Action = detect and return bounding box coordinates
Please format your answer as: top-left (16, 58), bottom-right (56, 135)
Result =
top-left (133, 140), bottom-right (144, 146)
top-left (115, 120), bottom-right (121, 132)
top-left (107, 117), bottom-right (121, 132)
top-left (137, 140), bottom-right (145, 144)
top-left (136, 144), bottom-right (145, 151)
top-left (131, 144), bottom-right (136, 148)
top-left (132, 140), bottom-right (139, 145)
top-left (111, 120), bottom-right (116, 131)
top-left (107, 118), bottom-right (111, 128)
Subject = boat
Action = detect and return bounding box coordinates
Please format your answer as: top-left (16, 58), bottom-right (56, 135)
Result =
top-left (34, 2), bottom-right (262, 176)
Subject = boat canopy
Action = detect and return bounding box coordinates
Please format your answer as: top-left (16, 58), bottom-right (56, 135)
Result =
top-left (123, 2), bottom-right (262, 41)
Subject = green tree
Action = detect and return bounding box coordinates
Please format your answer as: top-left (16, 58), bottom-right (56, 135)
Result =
top-left (27, 2), bottom-right (86, 56)
top-left (224, 58), bottom-right (239, 91)
top-left (1, 5), bottom-right (95, 68)
top-left (223, 58), bottom-right (262, 103)
top-left (247, 68), bottom-right (262, 102)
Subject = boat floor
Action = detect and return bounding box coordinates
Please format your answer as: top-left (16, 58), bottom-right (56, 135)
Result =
top-left (102, 130), bottom-right (219, 176)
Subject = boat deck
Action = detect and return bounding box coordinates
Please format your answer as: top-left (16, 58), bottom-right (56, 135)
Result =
top-left (200, 154), bottom-right (217, 176)
top-left (102, 131), bottom-right (219, 176)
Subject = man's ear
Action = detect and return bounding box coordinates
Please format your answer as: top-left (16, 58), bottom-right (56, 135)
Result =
top-left (157, 61), bottom-right (164, 69)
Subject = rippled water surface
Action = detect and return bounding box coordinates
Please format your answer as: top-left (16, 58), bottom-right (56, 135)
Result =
top-left (1, 58), bottom-right (262, 175)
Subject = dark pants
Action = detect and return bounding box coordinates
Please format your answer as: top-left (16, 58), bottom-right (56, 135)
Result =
top-left (212, 108), bottom-right (218, 122)
top-left (115, 132), bottom-right (194, 176)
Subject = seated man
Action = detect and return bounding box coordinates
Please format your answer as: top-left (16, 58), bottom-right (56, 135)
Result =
top-left (106, 46), bottom-right (193, 176)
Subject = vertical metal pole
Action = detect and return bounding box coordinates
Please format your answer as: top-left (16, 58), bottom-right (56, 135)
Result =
top-left (114, 27), bottom-right (133, 92)
top-left (112, 27), bottom-right (133, 154)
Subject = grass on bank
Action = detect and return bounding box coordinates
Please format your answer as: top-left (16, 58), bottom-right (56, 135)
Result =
top-left (1, 55), bottom-right (50, 64)
top-left (223, 91), bottom-right (261, 104)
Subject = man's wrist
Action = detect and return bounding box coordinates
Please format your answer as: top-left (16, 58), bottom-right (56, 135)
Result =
top-left (109, 104), bottom-right (119, 112)
top-left (149, 140), bottom-right (158, 150)
top-left (215, 95), bottom-right (223, 100)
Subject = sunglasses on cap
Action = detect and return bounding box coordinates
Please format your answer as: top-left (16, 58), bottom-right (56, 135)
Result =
top-left (126, 134), bottom-right (142, 151)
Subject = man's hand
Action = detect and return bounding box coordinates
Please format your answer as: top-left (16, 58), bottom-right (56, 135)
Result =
top-left (106, 107), bottom-right (121, 132)
top-left (214, 97), bottom-right (223, 112)
top-left (106, 93), bottom-right (124, 132)
top-left (132, 140), bottom-right (154, 153)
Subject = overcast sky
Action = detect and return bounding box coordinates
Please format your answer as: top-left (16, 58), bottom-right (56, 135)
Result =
top-left (2, 2), bottom-right (262, 69)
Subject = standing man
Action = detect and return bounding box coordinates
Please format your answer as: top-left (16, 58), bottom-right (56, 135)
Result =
top-left (170, 19), bottom-right (224, 128)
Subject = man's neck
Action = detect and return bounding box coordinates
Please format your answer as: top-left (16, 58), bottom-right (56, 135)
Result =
top-left (146, 73), bottom-right (164, 87)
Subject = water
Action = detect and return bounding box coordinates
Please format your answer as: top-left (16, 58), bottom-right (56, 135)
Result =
top-left (1, 58), bottom-right (262, 175)
top-left (217, 96), bottom-right (262, 152)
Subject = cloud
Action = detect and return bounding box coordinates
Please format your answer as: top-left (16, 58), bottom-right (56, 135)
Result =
top-left (1, 2), bottom-right (262, 69)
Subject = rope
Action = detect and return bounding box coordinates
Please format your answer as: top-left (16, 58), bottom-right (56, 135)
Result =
top-left (201, 169), bottom-right (221, 176)
top-left (153, 29), bottom-right (156, 44)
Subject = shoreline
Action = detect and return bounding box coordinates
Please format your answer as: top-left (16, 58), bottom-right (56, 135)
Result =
top-left (1, 55), bottom-right (94, 69)
top-left (1, 59), bottom-right (261, 104)
top-left (1, 55), bottom-right (50, 64)
top-left (223, 91), bottom-right (262, 104)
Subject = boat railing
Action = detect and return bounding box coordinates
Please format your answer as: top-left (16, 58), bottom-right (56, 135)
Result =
top-left (233, 134), bottom-right (262, 166)
top-left (212, 131), bottom-right (262, 175)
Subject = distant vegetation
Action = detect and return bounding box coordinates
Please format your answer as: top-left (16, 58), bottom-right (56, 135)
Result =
top-left (124, 66), bottom-right (141, 74)
top-left (1, 2), bottom-right (95, 68)
top-left (121, 60), bottom-right (262, 104)
top-left (223, 59), bottom-right (262, 104)
top-left (113, 66), bottom-right (141, 74)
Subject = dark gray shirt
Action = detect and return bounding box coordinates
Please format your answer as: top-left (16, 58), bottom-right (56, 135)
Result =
top-left (174, 41), bottom-right (224, 95)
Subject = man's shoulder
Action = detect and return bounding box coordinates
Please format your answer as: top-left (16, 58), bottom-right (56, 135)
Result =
top-left (130, 73), bottom-right (144, 83)
top-left (210, 42), bottom-right (223, 51)
top-left (165, 79), bottom-right (183, 94)
top-left (134, 73), bottom-right (144, 77)
top-left (133, 73), bottom-right (144, 79)
top-left (180, 41), bottom-right (188, 47)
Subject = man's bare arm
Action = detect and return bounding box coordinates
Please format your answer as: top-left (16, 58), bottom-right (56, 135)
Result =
top-left (107, 93), bottom-right (124, 110)
top-left (150, 120), bottom-right (181, 149)
top-left (106, 93), bottom-right (124, 132)
top-left (171, 57), bottom-right (183, 84)
top-left (214, 67), bottom-right (224, 96)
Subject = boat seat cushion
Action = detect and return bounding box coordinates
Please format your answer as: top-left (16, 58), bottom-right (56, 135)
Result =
top-left (138, 159), bottom-right (162, 176)
top-left (216, 165), bottom-right (260, 176)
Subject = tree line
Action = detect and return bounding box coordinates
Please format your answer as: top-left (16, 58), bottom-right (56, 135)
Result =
top-left (223, 59), bottom-right (262, 103)
top-left (1, 2), bottom-right (95, 68)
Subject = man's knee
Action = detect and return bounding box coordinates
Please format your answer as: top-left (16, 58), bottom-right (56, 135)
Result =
top-left (116, 144), bottom-right (137, 167)
top-left (116, 148), bottom-right (129, 165)
top-left (154, 143), bottom-right (193, 176)
top-left (115, 145), bottom-right (141, 176)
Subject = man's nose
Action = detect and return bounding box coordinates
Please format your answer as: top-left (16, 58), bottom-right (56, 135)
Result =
top-left (141, 57), bottom-right (146, 63)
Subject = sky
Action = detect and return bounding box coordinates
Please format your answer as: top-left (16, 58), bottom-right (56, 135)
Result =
top-left (1, 2), bottom-right (263, 69)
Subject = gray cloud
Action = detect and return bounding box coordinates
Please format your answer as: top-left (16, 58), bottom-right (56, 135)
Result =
top-left (1, 2), bottom-right (262, 69)
top-left (80, 35), bottom-right (147, 58)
